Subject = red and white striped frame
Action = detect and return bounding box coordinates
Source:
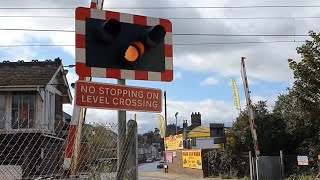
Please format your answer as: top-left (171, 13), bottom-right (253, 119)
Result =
top-left (241, 57), bottom-right (260, 157)
top-left (75, 7), bottom-right (174, 82)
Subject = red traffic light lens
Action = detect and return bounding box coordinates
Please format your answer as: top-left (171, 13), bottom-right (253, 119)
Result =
top-left (124, 41), bottom-right (145, 62)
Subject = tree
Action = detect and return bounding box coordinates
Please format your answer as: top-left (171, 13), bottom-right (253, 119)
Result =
top-left (288, 31), bottom-right (320, 111)
top-left (210, 31), bottom-right (320, 177)
top-left (231, 101), bottom-right (288, 156)
top-left (276, 31), bottom-right (320, 160)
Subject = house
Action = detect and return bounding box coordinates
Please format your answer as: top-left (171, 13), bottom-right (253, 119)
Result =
top-left (138, 143), bottom-right (152, 163)
top-left (150, 144), bottom-right (159, 159)
top-left (187, 124), bottom-right (231, 149)
top-left (0, 58), bottom-right (72, 179)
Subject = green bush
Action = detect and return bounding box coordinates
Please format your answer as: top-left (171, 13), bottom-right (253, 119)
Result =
top-left (285, 174), bottom-right (314, 180)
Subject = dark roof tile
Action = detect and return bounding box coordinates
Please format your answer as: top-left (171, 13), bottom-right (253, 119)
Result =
top-left (0, 58), bottom-right (62, 86)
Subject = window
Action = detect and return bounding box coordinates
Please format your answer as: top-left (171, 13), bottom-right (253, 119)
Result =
top-left (11, 92), bottom-right (36, 129)
top-left (192, 138), bottom-right (196, 146)
top-left (0, 95), bottom-right (5, 129)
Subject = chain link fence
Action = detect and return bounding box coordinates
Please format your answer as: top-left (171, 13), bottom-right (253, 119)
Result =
top-left (0, 118), bottom-right (136, 180)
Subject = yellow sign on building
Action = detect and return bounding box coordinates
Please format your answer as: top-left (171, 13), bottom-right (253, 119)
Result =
top-left (182, 149), bottom-right (202, 169)
top-left (164, 134), bottom-right (183, 150)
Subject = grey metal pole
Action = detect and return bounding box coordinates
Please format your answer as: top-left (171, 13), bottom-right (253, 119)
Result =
top-left (127, 120), bottom-right (138, 180)
top-left (163, 91), bottom-right (168, 173)
top-left (255, 157), bottom-right (259, 180)
top-left (133, 120), bottom-right (138, 180)
top-left (249, 151), bottom-right (253, 180)
top-left (280, 150), bottom-right (285, 180)
top-left (164, 91), bottom-right (167, 136)
top-left (135, 121), bottom-right (138, 180)
top-left (117, 79), bottom-right (126, 171)
top-left (117, 120), bottom-right (135, 180)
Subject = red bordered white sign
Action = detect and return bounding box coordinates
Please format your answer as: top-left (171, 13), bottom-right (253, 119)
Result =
top-left (75, 7), bottom-right (173, 82)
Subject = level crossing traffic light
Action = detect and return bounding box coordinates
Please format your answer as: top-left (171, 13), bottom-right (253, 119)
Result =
top-left (75, 7), bottom-right (173, 82)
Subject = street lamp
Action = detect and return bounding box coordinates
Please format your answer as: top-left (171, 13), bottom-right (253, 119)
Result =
top-left (175, 112), bottom-right (179, 135)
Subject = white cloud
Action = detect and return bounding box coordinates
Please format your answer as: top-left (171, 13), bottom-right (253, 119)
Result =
top-left (63, 98), bottom-right (238, 133)
top-left (0, 0), bottom-right (316, 83)
top-left (66, 71), bottom-right (78, 86)
top-left (201, 77), bottom-right (219, 86)
top-left (234, 76), bottom-right (256, 86)
top-left (174, 72), bottom-right (182, 79)
top-left (238, 95), bottom-right (279, 112)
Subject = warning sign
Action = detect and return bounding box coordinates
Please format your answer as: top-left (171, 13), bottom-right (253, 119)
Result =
top-left (297, 156), bottom-right (308, 166)
top-left (182, 149), bottom-right (202, 169)
top-left (75, 81), bottom-right (162, 112)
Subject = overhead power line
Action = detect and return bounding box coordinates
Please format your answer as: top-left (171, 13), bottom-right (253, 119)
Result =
top-left (0, 41), bottom-right (306, 48)
top-left (0, 7), bottom-right (75, 10)
top-left (175, 40), bottom-right (305, 45)
top-left (1, 15), bottom-right (320, 20)
top-left (0, 28), bottom-right (74, 32)
top-left (0, 15), bottom-right (74, 18)
top-left (0, 28), bottom-right (310, 37)
top-left (106, 5), bottom-right (320, 9)
top-left (1, 5), bottom-right (320, 10)
top-left (175, 33), bottom-right (309, 37)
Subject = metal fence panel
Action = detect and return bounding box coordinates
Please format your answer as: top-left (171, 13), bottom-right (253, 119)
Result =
top-left (0, 120), bottom-right (136, 179)
top-left (257, 156), bottom-right (281, 179)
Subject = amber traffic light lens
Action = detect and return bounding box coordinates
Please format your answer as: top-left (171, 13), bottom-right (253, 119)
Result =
top-left (125, 46), bottom-right (139, 62)
top-left (124, 41), bottom-right (145, 62)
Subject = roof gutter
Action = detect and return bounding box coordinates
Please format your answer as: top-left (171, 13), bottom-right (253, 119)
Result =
top-left (0, 86), bottom-right (46, 92)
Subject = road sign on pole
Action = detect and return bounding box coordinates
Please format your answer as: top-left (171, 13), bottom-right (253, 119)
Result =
top-left (73, 4), bottom-right (172, 178)
top-left (75, 80), bottom-right (162, 113)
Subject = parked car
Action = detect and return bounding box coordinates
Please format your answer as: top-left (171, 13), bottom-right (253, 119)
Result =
top-left (155, 157), bottom-right (161, 161)
top-left (157, 161), bottom-right (164, 169)
top-left (146, 158), bottom-right (153, 163)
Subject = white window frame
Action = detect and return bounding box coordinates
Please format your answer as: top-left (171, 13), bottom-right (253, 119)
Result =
top-left (0, 93), bottom-right (6, 129)
top-left (46, 91), bottom-right (55, 132)
top-left (11, 91), bottom-right (37, 129)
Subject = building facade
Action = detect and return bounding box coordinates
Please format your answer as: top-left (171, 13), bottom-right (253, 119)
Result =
top-left (0, 58), bottom-right (72, 178)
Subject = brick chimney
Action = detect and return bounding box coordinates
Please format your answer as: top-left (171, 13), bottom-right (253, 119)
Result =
top-left (191, 112), bottom-right (201, 126)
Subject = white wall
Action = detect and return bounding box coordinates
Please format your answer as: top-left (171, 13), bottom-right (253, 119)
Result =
top-left (192, 137), bottom-right (219, 149)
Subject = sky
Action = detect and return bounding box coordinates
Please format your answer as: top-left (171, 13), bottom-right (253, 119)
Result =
top-left (0, 0), bottom-right (319, 133)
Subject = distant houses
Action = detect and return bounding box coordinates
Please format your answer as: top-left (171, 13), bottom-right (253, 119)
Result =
top-left (138, 143), bottom-right (159, 163)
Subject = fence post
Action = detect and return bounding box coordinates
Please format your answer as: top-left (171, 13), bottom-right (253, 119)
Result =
top-left (280, 150), bottom-right (285, 180)
top-left (249, 151), bottom-right (253, 180)
top-left (116, 120), bottom-right (136, 180)
top-left (208, 151), bottom-right (210, 177)
top-left (130, 120), bottom-right (138, 180)
top-left (255, 157), bottom-right (259, 180)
